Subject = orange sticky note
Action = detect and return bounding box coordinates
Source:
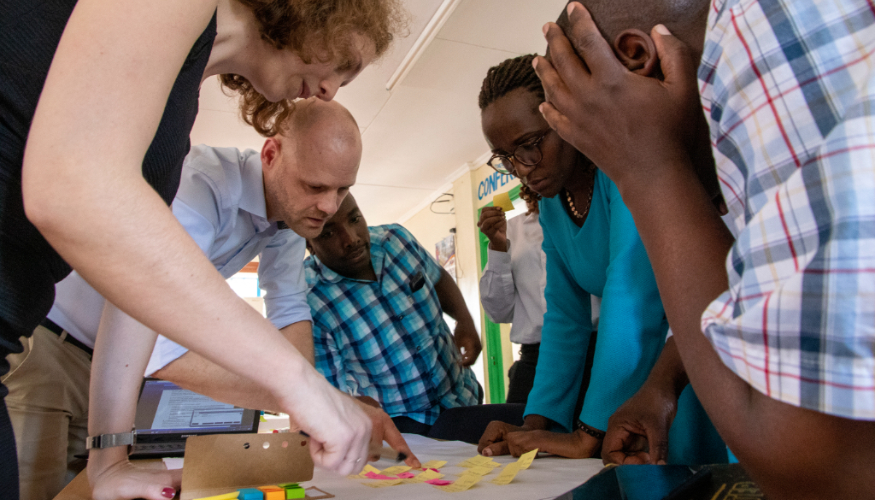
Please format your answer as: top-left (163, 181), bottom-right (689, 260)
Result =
top-left (257, 486), bottom-right (285, 500)
top-left (493, 192), bottom-right (514, 211)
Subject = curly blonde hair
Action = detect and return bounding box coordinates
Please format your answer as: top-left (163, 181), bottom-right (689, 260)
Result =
top-left (221, 0), bottom-right (407, 136)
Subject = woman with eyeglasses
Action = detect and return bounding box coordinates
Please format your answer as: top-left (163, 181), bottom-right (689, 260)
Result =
top-left (475, 54), bottom-right (727, 465)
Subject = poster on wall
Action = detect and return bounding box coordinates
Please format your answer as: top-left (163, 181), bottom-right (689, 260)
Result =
top-left (435, 232), bottom-right (457, 283)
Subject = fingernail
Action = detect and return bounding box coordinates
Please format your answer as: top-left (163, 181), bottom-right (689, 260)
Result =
top-left (538, 103), bottom-right (546, 115)
top-left (657, 460), bottom-right (667, 465)
top-left (567, 2), bottom-right (577, 15)
top-left (162, 488), bottom-right (176, 499)
top-left (532, 57), bottom-right (539, 69)
top-left (542, 23), bottom-right (549, 36)
top-left (482, 449), bottom-right (492, 457)
top-left (654, 24), bottom-right (671, 36)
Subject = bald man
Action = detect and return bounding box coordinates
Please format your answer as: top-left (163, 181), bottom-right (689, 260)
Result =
top-left (3, 98), bottom-right (417, 500)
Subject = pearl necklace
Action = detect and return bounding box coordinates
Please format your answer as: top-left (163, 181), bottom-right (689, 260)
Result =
top-left (565, 166), bottom-right (596, 221)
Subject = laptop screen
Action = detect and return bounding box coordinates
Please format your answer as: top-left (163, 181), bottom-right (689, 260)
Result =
top-left (134, 378), bottom-right (259, 442)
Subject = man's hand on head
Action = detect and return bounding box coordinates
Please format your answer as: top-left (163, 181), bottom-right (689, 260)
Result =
top-left (534, 3), bottom-right (703, 195)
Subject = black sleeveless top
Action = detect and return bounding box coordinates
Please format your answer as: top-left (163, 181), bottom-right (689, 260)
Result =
top-left (0, 0), bottom-right (217, 358)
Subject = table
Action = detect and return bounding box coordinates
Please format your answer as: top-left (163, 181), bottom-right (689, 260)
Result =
top-left (55, 432), bottom-right (604, 500)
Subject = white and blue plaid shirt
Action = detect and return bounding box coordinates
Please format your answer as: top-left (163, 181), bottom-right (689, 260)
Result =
top-left (306, 224), bottom-right (480, 425)
top-left (699, 0), bottom-right (875, 419)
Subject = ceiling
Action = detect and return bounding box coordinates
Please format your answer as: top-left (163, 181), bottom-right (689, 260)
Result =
top-left (190, 0), bottom-right (567, 225)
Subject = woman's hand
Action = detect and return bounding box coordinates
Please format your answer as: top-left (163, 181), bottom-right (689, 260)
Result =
top-left (478, 415), bottom-right (551, 456)
top-left (505, 428), bottom-right (601, 458)
top-left (279, 367), bottom-right (374, 476)
top-left (88, 448), bottom-right (180, 500)
top-left (477, 207), bottom-right (508, 252)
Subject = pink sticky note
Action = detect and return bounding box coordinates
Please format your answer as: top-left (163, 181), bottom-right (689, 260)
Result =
top-left (364, 472), bottom-right (398, 480)
top-left (396, 472), bottom-right (416, 479)
top-left (421, 468), bottom-right (441, 472)
top-left (425, 479), bottom-right (454, 486)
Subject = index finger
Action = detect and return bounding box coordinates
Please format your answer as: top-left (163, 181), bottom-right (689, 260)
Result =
top-left (546, 3), bottom-right (624, 80)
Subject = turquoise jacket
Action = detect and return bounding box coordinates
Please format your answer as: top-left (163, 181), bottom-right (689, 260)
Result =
top-left (525, 169), bottom-right (726, 465)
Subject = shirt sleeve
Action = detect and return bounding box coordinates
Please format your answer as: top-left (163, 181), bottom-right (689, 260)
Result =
top-left (145, 196), bottom-right (220, 374)
top-left (479, 244), bottom-right (516, 324)
top-left (579, 183), bottom-right (667, 431)
top-left (310, 297), bottom-right (350, 394)
top-left (259, 230), bottom-right (311, 330)
top-left (392, 225), bottom-right (443, 285)
top-left (523, 222), bottom-right (593, 432)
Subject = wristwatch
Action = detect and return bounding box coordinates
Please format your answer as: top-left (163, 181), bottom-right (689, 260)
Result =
top-left (85, 431), bottom-right (135, 450)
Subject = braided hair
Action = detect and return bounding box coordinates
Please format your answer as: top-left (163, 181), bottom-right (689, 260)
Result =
top-left (479, 54), bottom-right (544, 205)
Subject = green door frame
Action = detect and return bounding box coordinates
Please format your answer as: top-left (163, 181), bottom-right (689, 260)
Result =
top-left (477, 184), bottom-right (522, 404)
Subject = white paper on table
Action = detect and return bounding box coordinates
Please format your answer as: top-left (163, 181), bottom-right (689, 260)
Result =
top-left (301, 433), bottom-right (604, 500)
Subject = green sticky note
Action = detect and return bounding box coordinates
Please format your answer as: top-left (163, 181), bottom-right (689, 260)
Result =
top-left (493, 192), bottom-right (514, 211)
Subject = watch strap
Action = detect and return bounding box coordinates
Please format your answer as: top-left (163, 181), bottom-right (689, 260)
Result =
top-left (85, 431), bottom-right (135, 450)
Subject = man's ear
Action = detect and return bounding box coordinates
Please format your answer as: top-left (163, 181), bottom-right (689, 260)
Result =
top-left (261, 137), bottom-right (281, 174)
top-left (614, 28), bottom-right (658, 76)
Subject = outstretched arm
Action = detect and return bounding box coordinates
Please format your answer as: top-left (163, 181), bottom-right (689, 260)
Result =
top-left (24, 0), bottom-right (371, 493)
top-left (534, 4), bottom-right (875, 499)
top-left (435, 267), bottom-right (482, 366)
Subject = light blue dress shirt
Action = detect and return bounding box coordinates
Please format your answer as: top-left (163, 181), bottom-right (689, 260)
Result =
top-left (47, 145), bottom-right (311, 373)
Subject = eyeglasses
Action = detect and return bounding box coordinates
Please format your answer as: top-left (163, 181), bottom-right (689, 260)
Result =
top-left (487, 130), bottom-right (550, 176)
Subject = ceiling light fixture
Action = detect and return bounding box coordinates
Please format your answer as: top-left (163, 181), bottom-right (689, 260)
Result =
top-left (385, 0), bottom-right (463, 91)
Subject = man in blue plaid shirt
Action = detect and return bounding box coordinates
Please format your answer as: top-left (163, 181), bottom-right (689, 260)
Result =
top-left (305, 194), bottom-right (482, 436)
top-left (534, 0), bottom-right (875, 497)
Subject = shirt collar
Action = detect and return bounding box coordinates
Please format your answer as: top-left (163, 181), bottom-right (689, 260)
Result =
top-left (239, 152), bottom-right (272, 232)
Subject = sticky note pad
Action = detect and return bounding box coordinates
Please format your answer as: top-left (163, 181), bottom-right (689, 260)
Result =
top-left (348, 464), bottom-right (381, 479)
top-left (403, 469), bottom-right (444, 484)
top-left (433, 474), bottom-right (481, 492)
top-left (380, 465), bottom-right (411, 475)
top-left (278, 484), bottom-right (305, 500)
top-left (425, 479), bottom-right (454, 486)
top-left (490, 463), bottom-right (522, 485)
top-left (459, 465), bottom-right (495, 476)
top-left (493, 192), bottom-right (514, 211)
top-left (420, 460), bottom-right (447, 469)
top-left (362, 479), bottom-right (402, 488)
top-left (193, 491), bottom-right (239, 500)
top-left (257, 487), bottom-right (285, 500)
top-left (238, 489), bottom-right (263, 500)
top-left (364, 471), bottom-right (398, 480)
top-left (397, 472), bottom-right (416, 479)
top-left (516, 448), bottom-right (539, 470)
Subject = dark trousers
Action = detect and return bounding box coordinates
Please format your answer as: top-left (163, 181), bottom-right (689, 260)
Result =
top-left (0, 394), bottom-right (18, 500)
top-left (506, 343), bottom-right (540, 404)
top-left (391, 416), bottom-right (432, 436)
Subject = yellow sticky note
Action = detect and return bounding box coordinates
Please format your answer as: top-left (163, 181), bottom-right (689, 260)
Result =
top-left (420, 460), bottom-right (447, 469)
top-left (459, 465), bottom-right (495, 476)
top-left (193, 491), bottom-right (239, 500)
top-left (434, 474), bottom-right (482, 492)
top-left (348, 464), bottom-right (381, 479)
top-left (363, 479), bottom-right (403, 488)
top-left (516, 448), bottom-right (538, 470)
top-left (493, 192), bottom-right (514, 211)
top-left (402, 469), bottom-right (444, 484)
top-left (490, 463), bottom-right (522, 485)
top-left (380, 465), bottom-right (411, 475)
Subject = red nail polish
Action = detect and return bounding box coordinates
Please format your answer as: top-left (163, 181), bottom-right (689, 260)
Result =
top-left (162, 488), bottom-right (176, 498)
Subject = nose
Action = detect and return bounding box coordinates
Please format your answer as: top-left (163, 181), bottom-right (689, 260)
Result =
top-left (316, 78), bottom-right (341, 102)
top-left (513, 160), bottom-right (537, 179)
top-left (316, 192), bottom-right (342, 217)
top-left (340, 224), bottom-right (360, 249)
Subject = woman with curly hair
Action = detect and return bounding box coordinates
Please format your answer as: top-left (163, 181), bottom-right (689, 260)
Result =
top-left (0, 1), bottom-right (404, 498)
top-left (475, 54), bottom-right (727, 466)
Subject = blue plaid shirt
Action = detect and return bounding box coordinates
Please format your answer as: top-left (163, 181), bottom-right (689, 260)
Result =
top-left (305, 224), bottom-right (480, 425)
top-left (699, 0), bottom-right (875, 419)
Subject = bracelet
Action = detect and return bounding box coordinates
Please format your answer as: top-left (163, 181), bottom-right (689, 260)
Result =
top-left (85, 431), bottom-right (135, 450)
top-left (575, 420), bottom-right (606, 440)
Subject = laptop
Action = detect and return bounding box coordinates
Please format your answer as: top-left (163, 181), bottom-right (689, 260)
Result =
top-left (129, 378), bottom-right (260, 458)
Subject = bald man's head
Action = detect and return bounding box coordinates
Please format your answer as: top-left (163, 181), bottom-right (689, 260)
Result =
top-left (261, 98), bottom-right (362, 239)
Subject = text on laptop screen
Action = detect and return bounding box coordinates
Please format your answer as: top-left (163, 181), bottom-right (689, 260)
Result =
top-left (135, 379), bottom-right (253, 435)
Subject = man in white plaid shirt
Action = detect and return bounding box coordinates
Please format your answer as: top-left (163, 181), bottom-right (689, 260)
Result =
top-left (534, 0), bottom-right (875, 498)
